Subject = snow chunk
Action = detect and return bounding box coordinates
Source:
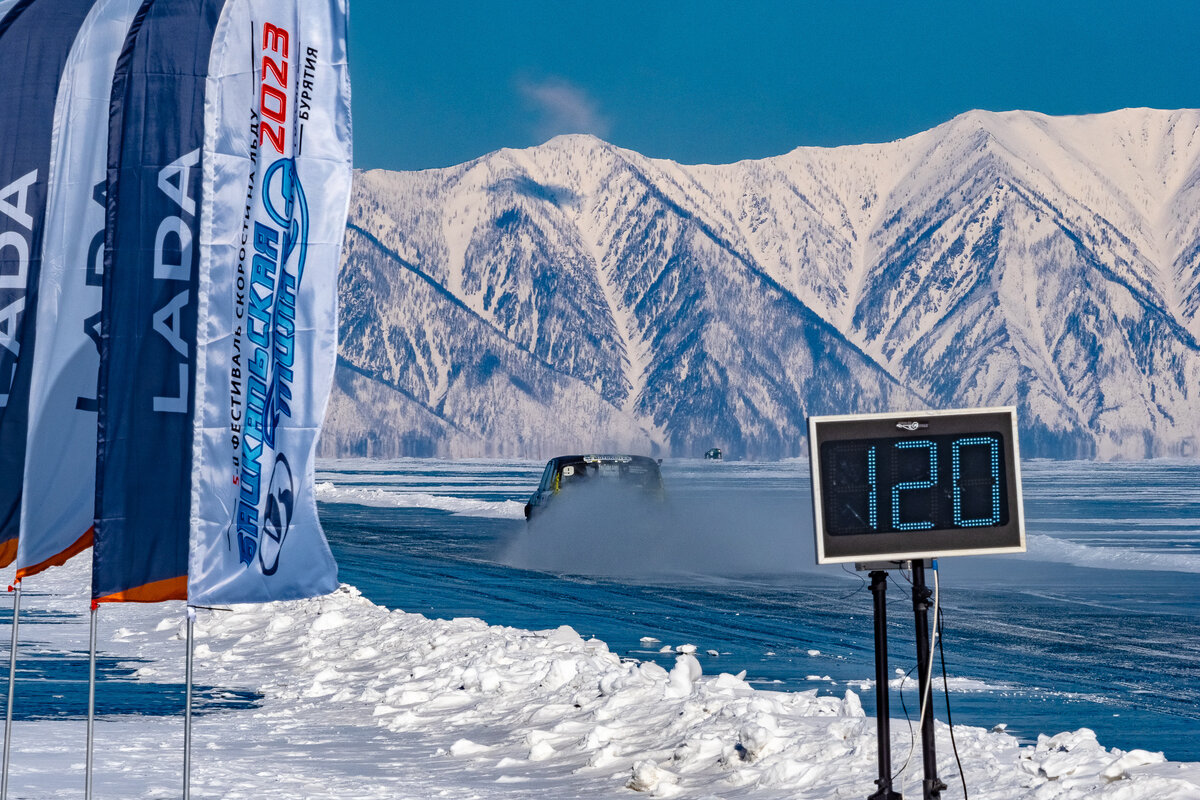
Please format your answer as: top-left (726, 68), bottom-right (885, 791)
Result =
top-left (627, 760), bottom-right (678, 793)
top-left (841, 690), bottom-right (865, 718)
top-left (639, 661), bottom-right (668, 680)
top-left (665, 654), bottom-right (702, 698)
top-left (1034, 728), bottom-right (1112, 780)
top-left (546, 624), bottom-right (583, 645)
top-left (712, 671), bottom-right (748, 692)
top-left (310, 610), bottom-right (348, 632)
top-left (448, 738), bottom-right (491, 757)
top-left (541, 659), bottom-right (578, 691)
top-left (528, 740), bottom-right (556, 761)
top-left (736, 717), bottom-right (777, 762)
top-left (1101, 749), bottom-right (1166, 781)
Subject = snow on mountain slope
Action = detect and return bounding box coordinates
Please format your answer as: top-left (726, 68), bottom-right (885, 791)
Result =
top-left (329, 222), bottom-right (655, 457)
top-left (326, 109), bottom-right (1200, 459)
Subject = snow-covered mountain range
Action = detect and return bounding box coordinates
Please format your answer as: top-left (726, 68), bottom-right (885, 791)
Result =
top-left (321, 108), bottom-right (1200, 460)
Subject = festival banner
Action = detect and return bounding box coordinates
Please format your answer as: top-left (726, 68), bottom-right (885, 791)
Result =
top-left (0, 0), bottom-right (100, 567)
top-left (93, 0), bottom-right (231, 603)
top-left (188, 0), bottom-right (349, 604)
top-left (16, 0), bottom-right (144, 580)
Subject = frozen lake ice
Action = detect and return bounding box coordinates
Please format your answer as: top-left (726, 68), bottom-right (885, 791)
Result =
top-left (2, 456), bottom-right (1197, 798)
top-left (316, 457), bottom-right (1200, 762)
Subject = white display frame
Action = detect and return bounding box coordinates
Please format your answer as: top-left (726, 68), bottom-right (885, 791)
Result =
top-left (808, 406), bottom-right (1026, 564)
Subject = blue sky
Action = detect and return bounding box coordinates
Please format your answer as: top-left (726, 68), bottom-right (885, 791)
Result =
top-left (350, 1), bottom-right (1200, 171)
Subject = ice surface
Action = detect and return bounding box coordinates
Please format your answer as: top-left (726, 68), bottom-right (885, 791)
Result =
top-left (4, 552), bottom-right (1198, 799)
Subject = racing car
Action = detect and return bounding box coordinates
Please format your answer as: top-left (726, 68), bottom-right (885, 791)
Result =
top-left (524, 454), bottom-right (664, 520)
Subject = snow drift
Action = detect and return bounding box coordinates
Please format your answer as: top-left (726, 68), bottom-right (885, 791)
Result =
top-left (5, 554), bottom-right (1199, 799)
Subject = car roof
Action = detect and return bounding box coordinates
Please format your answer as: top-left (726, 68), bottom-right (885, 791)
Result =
top-left (547, 454), bottom-right (659, 467)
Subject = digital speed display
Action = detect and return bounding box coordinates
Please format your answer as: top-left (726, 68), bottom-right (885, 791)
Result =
top-left (820, 433), bottom-right (1009, 535)
top-left (808, 408), bottom-right (1025, 563)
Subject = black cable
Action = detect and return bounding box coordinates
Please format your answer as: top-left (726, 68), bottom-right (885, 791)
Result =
top-left (892, 663), bottom-right (917, 783)
top-left (838, 564), bottom-right (868, 600)
top-left (886, 570), bottom-right (917, 786)
top-left (937, 603), bottom-right (969, 799)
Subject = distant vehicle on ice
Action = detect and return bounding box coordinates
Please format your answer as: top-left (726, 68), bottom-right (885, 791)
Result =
top-left (524, 454), bottom-right (665, 520)
top-left (704, 448), bottom-right (722, 460)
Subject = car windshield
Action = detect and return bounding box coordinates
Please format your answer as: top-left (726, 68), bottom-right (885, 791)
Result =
top-left (558, 460), bottom-right (660, 490)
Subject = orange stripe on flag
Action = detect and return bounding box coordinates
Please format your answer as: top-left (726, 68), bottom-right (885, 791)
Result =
top-left (16, 527), bottom-right (95, 581)
top-left (94, 574), bottom-right (187, 604)
top-left (0, 538), bottom-right (17, 569)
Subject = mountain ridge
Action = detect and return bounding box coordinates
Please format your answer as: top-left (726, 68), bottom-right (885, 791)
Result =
top-left (324, 108), bottom-right (1200, 459)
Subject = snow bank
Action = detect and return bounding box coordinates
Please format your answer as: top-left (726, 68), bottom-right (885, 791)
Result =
top-left (4, 556), bottom-right (1198, 799)
top-left (1027, 533), bottom-right (1200, 574)
top-left (314, 480), bottom-right (525, 518)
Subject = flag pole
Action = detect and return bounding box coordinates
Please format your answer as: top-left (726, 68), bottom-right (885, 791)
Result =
top-left (1, 580), bottom-right (21, 800)
top-left (183, 605), bottom-right (195, 800)
top-left (85, 601), bottom-right (98, 800)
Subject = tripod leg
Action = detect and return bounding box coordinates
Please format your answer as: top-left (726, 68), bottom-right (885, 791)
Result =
top-left (868, 571), bottom-right (902, 800)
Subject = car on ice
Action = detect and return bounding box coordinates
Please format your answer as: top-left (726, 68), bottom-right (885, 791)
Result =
top-left (524, 454), bottom-right (664, 520)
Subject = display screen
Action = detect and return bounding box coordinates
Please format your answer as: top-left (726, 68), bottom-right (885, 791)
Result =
top-left (819, 432), bottom-right (1008, 536)
top-left (808, 408), bottom-right (1025, 563)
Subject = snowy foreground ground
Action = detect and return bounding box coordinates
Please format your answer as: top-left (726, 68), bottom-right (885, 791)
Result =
top-left (4, 556), bottom-right (1199, 800)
